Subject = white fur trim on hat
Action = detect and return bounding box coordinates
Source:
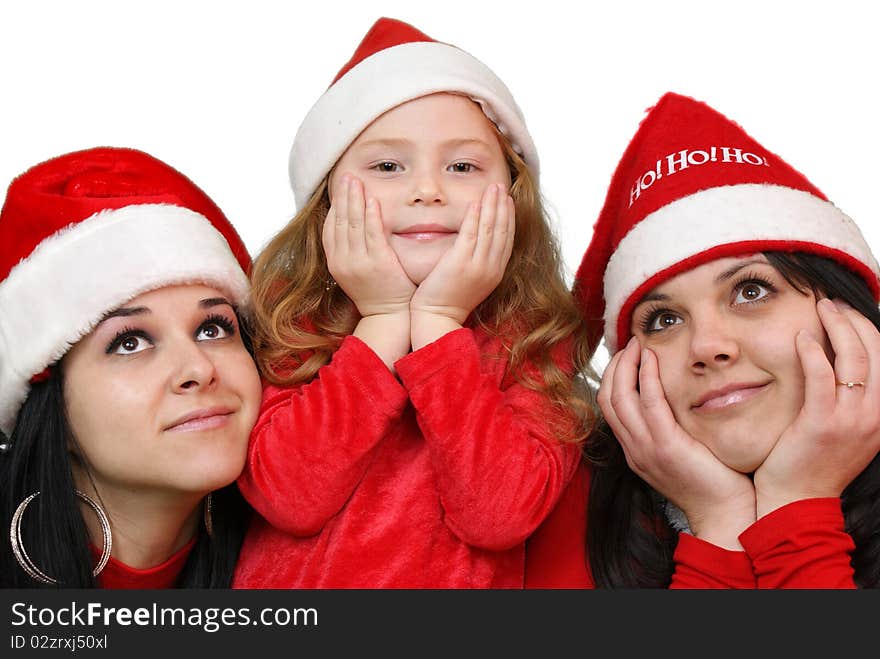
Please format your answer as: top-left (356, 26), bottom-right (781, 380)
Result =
top-left (289, 40), bottom-right (539, 210)
top-left (0, 204), bottom-right (250, 436)
top-left (603, 184), bottom-right (880, 352)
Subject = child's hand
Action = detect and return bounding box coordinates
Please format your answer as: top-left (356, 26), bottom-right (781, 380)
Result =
top-left (409, 183), bottom-right (514, 349)
top-left (323, 174), bottom-right (416, 318)
top-left (754, 298), bottom-right (880, 517)
top-left (324, 174), bottom-right (414, 370)
top-left (599, 337), bottom-right (756, 549)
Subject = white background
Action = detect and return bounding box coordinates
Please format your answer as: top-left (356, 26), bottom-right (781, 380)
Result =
top-left (2, 1), bottom-right (877, 369)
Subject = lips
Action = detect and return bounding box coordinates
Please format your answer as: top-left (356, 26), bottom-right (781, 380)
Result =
top-left (165, 406), bottom-right (235, 432)
top-left (691, 382), bottom-right (771, 411)
top-left (393, 223), bottom-right (456, 241)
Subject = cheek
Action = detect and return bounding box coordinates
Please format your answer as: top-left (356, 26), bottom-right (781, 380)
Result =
top-left (359, 181), bottom-right (396, 216)
top-left (64, 368), bottom-right (154, 445)
top-left (226, 353), bottom-right (263, 424)
top-left (649, 347), bottom-right (689, 413)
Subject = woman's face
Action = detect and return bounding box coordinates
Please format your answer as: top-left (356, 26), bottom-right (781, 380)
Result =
top-left (62, 284), bottom-right (262, 499)
top-left (630, 255), bottom-right (830, 472)
top-left (329, 92), bottom-right (512, 284)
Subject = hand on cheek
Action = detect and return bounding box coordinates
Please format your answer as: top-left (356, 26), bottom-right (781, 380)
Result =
top-left (599, 337), bottom-right (756, 549)
top-left (323, 174), bottom-right (415, 369)
top-left (754, 298), bottom-right (880, 517)
top-left (323, 174), bottom-right (416, 316)
top-left (409, 183), bottom-right (515, 350)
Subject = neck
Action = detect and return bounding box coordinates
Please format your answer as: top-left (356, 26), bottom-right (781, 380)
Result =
top-left (72, 468), bottom-right (203, 570)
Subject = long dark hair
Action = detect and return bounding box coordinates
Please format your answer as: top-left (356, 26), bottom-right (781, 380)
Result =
top-left (585, 252), bottom-right (880, 588)
top-left (0, 327), bottom-right (254, 589)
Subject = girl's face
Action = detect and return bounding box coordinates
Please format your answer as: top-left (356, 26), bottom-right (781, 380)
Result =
top-left (62, 284), bottom-right (262, 500)
top-left (329, 92), bottom-right (512, 284)
top-left (630, 255), bottom-right (830, 473)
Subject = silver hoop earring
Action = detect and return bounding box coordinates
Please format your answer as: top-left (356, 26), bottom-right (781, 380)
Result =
top-left (10, 490), bottom-right (112, 585)
top-left (204, 492), bottom-right (214, 538)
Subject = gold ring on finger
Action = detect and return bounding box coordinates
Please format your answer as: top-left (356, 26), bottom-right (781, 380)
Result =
top-left (836, 380), bottom-right (866, 389)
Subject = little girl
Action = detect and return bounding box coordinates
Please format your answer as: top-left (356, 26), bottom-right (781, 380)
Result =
top-left (232, 17), bottom-right (594, 588)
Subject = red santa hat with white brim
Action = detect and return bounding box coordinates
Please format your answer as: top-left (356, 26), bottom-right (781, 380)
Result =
top-left (0, 147), bottom-right (252, 438)
top-left (288, 16), bottom-right (539, 210)
top-left (574, 92), bottom-right (880, 355)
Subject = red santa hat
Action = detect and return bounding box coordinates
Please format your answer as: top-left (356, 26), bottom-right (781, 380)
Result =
top-left (574, 92), bottom-right (880, 354)
top-left (288, 16), bottom-right (539, 210)
top-left (0, 147), bottom-right (252, 437)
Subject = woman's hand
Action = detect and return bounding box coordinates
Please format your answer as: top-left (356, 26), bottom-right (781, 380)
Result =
top-left (409, 183), bottom-right (515, 350)
top-left (599, 337), bottom-right (756, 549)
top-left (323, 174), bottom-right (415, 369)
top-left (754, 298), bottom-right (880, 517)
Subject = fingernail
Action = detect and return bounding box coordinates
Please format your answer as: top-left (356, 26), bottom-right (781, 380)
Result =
top-left (833, 299), bottom-right (852, 312)
top-left (819, 298), bottom-right (838, 312)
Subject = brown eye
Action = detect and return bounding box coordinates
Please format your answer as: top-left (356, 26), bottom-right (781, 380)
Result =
top-left (373, 161), bottom-right (399, 173)
top-left (647, 312), bottom-right (682, 332)
top-left (448, 162), bottom-right (474, 173)
top-left (196, 315), bottom-right (236, 342)
top-left (733, 281), bottom-right (771, 305)
top-left (201, 324), bottom-right (221, 339)
top-left (107, 331), bottom-right (151, 355)
top-left (742, 284), bottom-right (761, 299)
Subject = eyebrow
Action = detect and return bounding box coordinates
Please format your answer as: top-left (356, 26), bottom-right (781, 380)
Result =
top-left (635, 259), bottom-right (770, 307)
top-left (99, 306), bottom-right (149, 323)
top-left (355, 137), bottom-right (492, 150)
top-left (200, 297), bottom-right (232, 309)
top-left (96, 297), bottom-right (232, 325)
top-left (715, 259), bottom-right (767, 283)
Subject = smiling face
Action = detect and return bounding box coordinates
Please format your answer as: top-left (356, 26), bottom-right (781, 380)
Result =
top-left (329, 92), bottom-right (512, 284)
top-left (630, 255), bottom-right (830, 472)
top-left (62, 284), bottom-right (262, 501)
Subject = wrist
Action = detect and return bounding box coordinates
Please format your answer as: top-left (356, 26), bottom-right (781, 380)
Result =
top-left (410, 310), bottom-right (463, 351)
top-left (357, 300), bottom-right (412, 317)
top-left (686, 497), bottom-right (756, 551)
top-left (354, 312), bottom-right (411, 371)
top-left (753, 473), bottom-right (842, 519)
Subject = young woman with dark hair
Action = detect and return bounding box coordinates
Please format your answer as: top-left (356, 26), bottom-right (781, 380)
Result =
top-left (0, 147), bottom-right (261, 588)
top-left (526, 92), bottom-right (880, 588)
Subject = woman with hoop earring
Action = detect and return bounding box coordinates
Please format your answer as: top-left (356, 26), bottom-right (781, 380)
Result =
top-left (0, 147), bottom-right (262, 588)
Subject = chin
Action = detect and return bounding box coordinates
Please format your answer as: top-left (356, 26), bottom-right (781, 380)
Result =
top-left (709, 439), bottom-right (775, 474)
top-left (401, 260), bottom-right (440, 285)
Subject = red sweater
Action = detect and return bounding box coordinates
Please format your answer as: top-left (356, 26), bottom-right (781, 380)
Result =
top-left (233, 328), bottom-right (579, 588)
top-left (525, 469), bottom-right (856, 589)
top-left (95, 538), bottom-right (195, 589)
top-left (524, 460), bottom-right (594, 588)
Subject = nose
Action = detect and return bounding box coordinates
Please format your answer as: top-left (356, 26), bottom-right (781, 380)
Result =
top-left (169, 340), bottom-right (217, 393)
top-left (688, 312), bottom-right (740, 371)
top-left (409, 168), bottom-right (445, 206)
